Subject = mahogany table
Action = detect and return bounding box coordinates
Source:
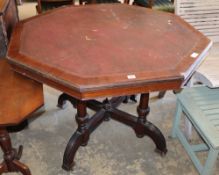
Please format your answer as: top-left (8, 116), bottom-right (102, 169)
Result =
top-left (0, 59), bottom-right (44, 175)
top-left (7, 4), bottom-right (211, 171)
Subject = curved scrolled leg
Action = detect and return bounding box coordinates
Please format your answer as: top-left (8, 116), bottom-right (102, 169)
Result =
top-left (57, 93), bottom-right (69, 109)
top-left (134, 121), bottom-right (167, 155)
top-left (62, 100), bottom-right (90, 171)
top-left (57, 93), bottom-right (78, 109)
top-left (134, 93), bottom-right (167, 155)
top-left (133, 121), bottom-right (167, 155)
top-left (62, 132), bottom-right (83, 171)
top-left (144, 122), bottom-right (167, 155)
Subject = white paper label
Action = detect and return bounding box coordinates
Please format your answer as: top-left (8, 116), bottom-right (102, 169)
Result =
top-left (127, 74), bottom-right (136, 79)
top-left (191, 52), bottom-right (199, 58)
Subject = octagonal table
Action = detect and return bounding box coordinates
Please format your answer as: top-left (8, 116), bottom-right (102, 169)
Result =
top-left (7, 4), bottom-right (211, 172)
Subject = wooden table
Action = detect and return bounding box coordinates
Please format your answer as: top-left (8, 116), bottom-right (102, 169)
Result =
top-left (7, 4), bottom-right (211, 171)
top-left (0, 59), bottom-right (44, 175)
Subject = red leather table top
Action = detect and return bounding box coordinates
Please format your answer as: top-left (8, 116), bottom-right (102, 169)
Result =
top-left (7, 4), bottom-right (211, 100)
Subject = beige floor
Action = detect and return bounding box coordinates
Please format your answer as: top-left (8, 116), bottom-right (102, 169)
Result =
top-left (3, 3), bottom-right (219, 175)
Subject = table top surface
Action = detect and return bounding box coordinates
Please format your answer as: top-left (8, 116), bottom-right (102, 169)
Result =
top-left (7, 4), bottom-right (211, 99)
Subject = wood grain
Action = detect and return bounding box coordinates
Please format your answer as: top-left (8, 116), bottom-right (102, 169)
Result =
top-left (7, 4), bottom-right (211, 100)
top-left (0, 59), bottom-right (44, 126)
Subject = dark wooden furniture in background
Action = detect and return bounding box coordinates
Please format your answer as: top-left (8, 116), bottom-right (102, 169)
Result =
top-left (0, 59), bottom-right (44, 175)
top-left (36, 0), bottom-right (74, 13)
top-left (7, 4), bottom-right (211, 171)
top-left (36, 0), bottom-right (122, 14)
top-left (0, 0), bottom-right (18, 58)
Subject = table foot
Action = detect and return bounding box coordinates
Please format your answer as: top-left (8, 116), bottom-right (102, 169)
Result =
top-left (62, 131), bottom-right (83, 171)
top-left (142, 121), bottom-right (167, 154)
top-left (0, 128), bottom-right (31, 175)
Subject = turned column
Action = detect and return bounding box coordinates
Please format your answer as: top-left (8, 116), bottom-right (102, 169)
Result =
top-left (0, 128), bottom-right (15, 170)
top-left (0, 127), bottom-right (31, 175)
top-left (134, 93), bottom-right (150, 137)
top-left (137, 93), bottom-right (150, 123)
top-left (75, 101), bottom-right (90, 146)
